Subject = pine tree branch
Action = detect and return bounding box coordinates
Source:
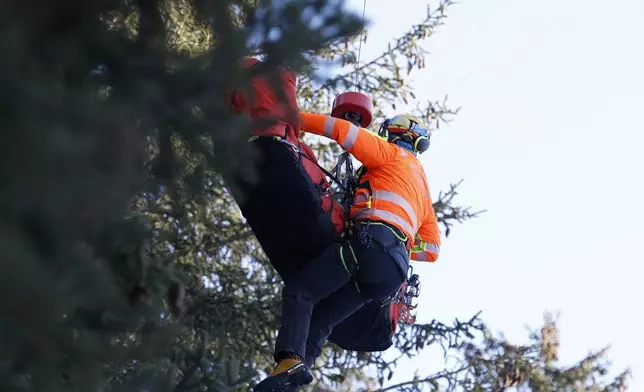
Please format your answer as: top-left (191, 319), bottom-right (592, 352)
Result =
top-left (320, 0), bottom-right (456, 90)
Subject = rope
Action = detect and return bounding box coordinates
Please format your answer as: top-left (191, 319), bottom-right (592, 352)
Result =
top-left (354, 0), bottom-right (368, 91)
top-left (276, 137), bottom-right (349, 192)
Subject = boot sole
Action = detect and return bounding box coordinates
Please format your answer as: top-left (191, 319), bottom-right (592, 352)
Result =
top-left (253, 367), bottom-right (313, 392)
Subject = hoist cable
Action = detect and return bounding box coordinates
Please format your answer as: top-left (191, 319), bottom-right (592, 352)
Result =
top-left (354, 0), bottom-right (367, 91)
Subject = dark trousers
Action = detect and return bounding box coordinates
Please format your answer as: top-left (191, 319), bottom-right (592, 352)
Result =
top-left (225, 137), bottom-right (402, 354)
top-left (224, 136), bottom-right (339, 282)
top-left (274, 222), bottom-right (408, 366)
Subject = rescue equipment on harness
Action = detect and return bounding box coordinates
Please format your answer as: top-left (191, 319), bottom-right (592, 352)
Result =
top-left (383, 265), bottom-right (421, 324)
top-left (378, 113), bottom-right (431, 155)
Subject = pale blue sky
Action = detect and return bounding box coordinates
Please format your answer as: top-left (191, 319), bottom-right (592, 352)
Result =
top-left (344, 0), bottom-right (643, 389)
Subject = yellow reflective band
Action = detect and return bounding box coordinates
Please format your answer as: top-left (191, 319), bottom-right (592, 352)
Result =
top-left (341, 124), bottom-right (359, 150)
top-left (412, 240), bottom-right (440, 256)
top-left (426, 242), bottom-right (440, 255)
top-left (353, 208), bottom-right (415, 239)
top-left (412, 252), bottom-right (429, 261)
top-left (323, 116), bottom-right (335, 138)
top-left (371, 190), bottom-right (418, 230)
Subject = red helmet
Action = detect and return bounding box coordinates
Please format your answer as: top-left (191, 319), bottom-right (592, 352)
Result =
top-left (331, 91), bottom-right (374, 128)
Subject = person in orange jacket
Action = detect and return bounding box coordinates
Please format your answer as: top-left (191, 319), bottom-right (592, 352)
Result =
top-left (254, 113), bottom-right (441, 391)
top-left (229, 58), bottom-right (420, 358)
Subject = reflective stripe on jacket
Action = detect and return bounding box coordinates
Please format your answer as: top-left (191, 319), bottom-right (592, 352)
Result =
top-left (299, 112), bottom-right (441, 262)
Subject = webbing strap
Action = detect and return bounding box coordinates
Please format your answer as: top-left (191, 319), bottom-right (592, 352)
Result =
top-left (330, 151), bottom-right (360, 238)
top-left (339, 241), bottom-right (361, 295)
top-left (250, 135), bottom-right (349, 193)
top-left (364, 220), bottom-right (408, 245)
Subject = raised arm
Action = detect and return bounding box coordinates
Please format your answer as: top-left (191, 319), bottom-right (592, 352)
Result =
top-left (299, 112), bottom-right (400, 168)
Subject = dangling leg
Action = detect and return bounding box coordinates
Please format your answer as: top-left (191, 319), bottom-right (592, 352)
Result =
top-left (253, 242), bottom-right (353, 391)
top-left (304, 281), bottom-right (364, 367)
top-left (305, 228), bottom-right (406, 367)
top-left (253, 224), bottom-right (406, 391)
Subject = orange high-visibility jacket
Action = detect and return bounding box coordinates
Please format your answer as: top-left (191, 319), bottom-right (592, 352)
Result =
top-left (299, 112), bottom-right (441, 262)
top-left (230, 58), bottom-right (301, 143)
